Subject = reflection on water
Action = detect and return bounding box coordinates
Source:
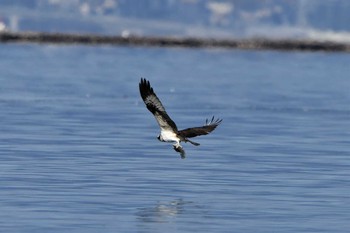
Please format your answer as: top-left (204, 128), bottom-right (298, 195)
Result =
top-left (136, 199), bottom-right (192, 223)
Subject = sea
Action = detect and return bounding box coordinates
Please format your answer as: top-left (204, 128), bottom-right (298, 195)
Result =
top-left (0, 43), bottom-right (349, 233)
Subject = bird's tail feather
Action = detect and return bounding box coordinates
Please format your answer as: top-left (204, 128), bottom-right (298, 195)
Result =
top-left (187, 139), bottom-right (200, 146)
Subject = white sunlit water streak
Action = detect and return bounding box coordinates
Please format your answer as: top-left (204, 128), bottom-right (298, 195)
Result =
top-left (0, 44), bottom-right (349, 233)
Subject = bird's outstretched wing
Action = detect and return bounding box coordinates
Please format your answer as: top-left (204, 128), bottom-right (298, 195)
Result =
top-left (178, 116), bottom-right (222, 138)
top-left (139, 78), bottom-right (178, 132)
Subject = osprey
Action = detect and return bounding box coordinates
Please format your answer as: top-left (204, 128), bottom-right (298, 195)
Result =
top-left (139, 78), bottom-right (222, 159)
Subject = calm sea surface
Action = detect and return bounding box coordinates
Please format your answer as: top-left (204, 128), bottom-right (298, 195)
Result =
top-left (0, 44), bottom-right (349, 233)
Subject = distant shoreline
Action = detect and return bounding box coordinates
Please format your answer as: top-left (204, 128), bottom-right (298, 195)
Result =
top-left (1, 31), bottom-right (349, 52)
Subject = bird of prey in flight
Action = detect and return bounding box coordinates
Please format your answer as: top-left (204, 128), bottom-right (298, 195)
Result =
top-left (139, 78), bottom-right (222, 159)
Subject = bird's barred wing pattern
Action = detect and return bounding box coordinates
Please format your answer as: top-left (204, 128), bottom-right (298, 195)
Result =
top-left (139, 78), bottom-right (178, 132)
top-left (178, 116), bottom-right (222, 138)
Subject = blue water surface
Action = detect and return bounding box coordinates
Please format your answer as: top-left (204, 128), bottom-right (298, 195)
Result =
top-left (0, 44), bottom-right (349, 233)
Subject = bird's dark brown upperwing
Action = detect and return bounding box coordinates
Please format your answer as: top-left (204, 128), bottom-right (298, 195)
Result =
top-left (139, 78), bottom-right (178, 131)
top-left (178, 117), bottom-right (222, 138)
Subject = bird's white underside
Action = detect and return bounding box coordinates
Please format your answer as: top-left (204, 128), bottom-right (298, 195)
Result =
top-left (160, 129), bottom-right (179, 143)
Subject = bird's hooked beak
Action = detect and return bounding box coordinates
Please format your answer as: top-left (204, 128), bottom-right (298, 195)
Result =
top-left (157, 135), bottom-right (161, 141)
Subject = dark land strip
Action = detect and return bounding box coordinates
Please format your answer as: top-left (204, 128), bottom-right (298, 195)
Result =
top-left (1, 31), bottom-right (349, 52)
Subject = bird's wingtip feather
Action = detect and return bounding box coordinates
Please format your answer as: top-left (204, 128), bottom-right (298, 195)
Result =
top-left (205, 116), bottom-right (223, 126)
